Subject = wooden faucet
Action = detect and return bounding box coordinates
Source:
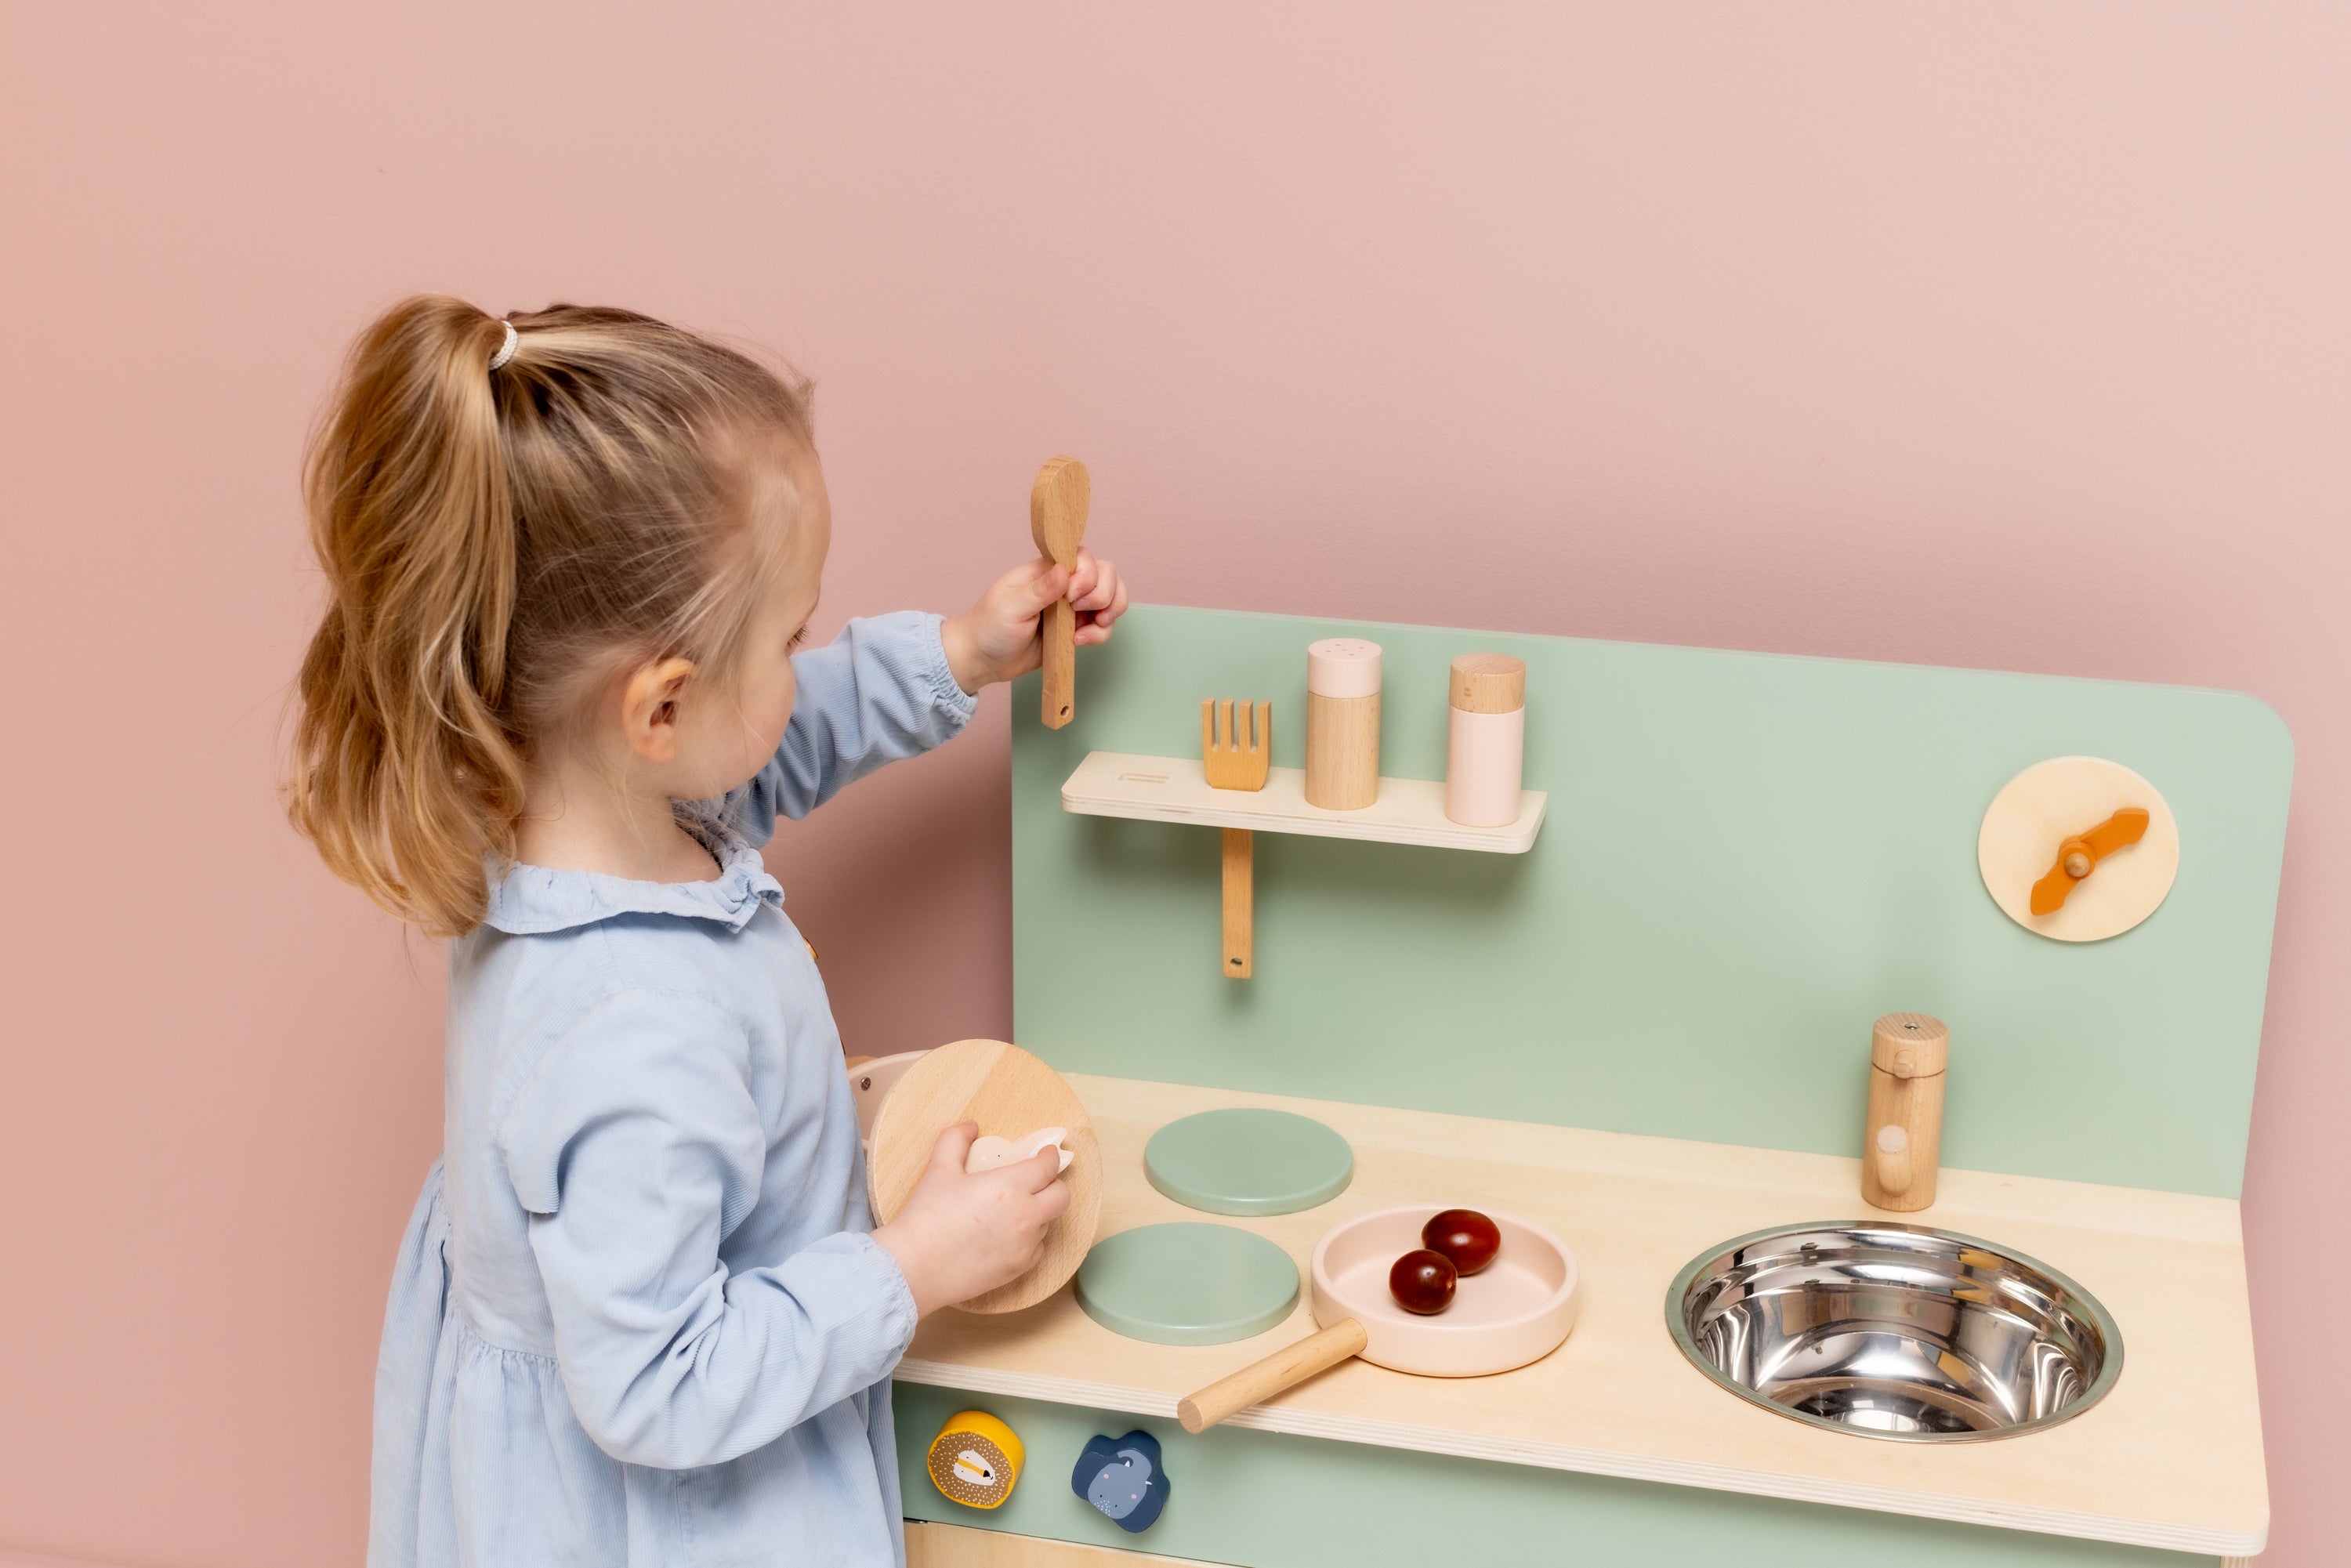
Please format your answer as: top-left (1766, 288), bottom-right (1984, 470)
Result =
top-left (1861, 1012), bottom-right (1948, 1212)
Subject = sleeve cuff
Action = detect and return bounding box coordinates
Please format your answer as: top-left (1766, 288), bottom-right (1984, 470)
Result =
top-left (918, 612), bottom-right (982, 727)
top-left (853, 1230), bottom-right (922, 1360)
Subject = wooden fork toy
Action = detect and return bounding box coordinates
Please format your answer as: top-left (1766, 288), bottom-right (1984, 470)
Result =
top-left (1202, 700), bottom-right (1272, 978)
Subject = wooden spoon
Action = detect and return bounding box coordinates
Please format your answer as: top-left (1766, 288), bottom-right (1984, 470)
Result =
top-left (1030, 457), bottom-right (1091, 729)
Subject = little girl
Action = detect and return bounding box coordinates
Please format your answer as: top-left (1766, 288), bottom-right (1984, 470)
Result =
top-left (288, 297), bottom-right (1128, 1566)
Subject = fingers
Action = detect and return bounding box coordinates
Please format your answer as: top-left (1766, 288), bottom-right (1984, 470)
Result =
top-left (1012, 560), bottom-right (1070, 616)
top-left (930, 1121), bottom-right (980, 1172)
top-left (1004, 555), bottom-right (1058, 591)
top-left (1070, 551), bottom-right (1127, 646)
top-left (1065, 549), bottom-right (1102, 607)
top-left (1033, 1174), bottom-right (1073, 1223)
top-left (1012, 1144), bottom-right (1067, 1193)
top-left (1068, 549), bottom-right (1113, 611)
top-left (1074, 570), bottom-right (1129, 646)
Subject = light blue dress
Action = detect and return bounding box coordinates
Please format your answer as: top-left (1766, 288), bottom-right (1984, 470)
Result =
top-left (370, 612), bottom-right (979, 1568)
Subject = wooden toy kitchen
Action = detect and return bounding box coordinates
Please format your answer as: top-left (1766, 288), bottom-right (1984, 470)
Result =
top-left (880, 464), bottom-right (2286, 1568)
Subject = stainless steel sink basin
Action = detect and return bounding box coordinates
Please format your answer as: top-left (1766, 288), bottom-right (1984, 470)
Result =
top-left (1666, 1222), bottom-right (2121, 1442)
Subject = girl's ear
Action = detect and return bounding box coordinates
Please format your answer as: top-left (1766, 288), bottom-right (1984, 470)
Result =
top-left (620, 657), bottom-right (700, 764)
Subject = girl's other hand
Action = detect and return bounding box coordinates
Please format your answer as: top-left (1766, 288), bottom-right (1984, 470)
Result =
top-left (872, 1121), bottom-right (1071, 1317)
top-left (941, 549), bottom-right (1129, 693)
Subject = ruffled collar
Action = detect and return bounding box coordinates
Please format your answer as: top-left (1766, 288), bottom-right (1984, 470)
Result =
top-left (480, 810), bottom-right (784, 936)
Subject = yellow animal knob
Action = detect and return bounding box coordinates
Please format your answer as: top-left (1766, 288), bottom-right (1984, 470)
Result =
top-left (926, 1410), bottom-right (1024, 1510)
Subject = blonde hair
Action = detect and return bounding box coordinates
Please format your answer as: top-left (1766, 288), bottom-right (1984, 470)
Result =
top-left (287, 295), bottom-right (813, 937)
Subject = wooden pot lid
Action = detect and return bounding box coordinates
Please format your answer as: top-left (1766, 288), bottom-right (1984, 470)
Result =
top-left (866, 1037), bottom-right (1101, 1314)
top-left (1977, 757), bottom-right (2179, 942)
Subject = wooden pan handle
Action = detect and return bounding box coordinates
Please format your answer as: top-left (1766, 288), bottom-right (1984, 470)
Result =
top-left (1177, 1317), bottom-right (1367, 1433)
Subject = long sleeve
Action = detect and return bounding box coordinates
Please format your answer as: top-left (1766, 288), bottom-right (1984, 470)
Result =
top-left (721, 610), bottom-right (979, 846)
top-left (497, 989), bottom-right (918, 1472)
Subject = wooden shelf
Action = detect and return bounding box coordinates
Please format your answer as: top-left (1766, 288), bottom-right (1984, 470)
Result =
top-left (898, 1075), bottom-right (2268, 1559)
top-left (1060, 751), bottom-right (1546, 853)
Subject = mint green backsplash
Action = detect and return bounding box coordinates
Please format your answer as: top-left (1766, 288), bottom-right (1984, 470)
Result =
top-left (895, 1385), bottom-right (2214, 1566)
top-left (1011, 606), bottom-right (2291, 1198)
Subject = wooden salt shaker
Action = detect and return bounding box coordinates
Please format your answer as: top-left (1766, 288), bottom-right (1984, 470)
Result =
top-left (1861, 1012), bottom-right (1948, 1212)
top-left (1305, 638), bottom-right (1381, 810)
top-left (1445, 653), bottom-right (1527, 827)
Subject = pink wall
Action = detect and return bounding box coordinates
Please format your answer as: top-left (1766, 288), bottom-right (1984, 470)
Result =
top-left (2, 5), bottom-right (2342, 1563)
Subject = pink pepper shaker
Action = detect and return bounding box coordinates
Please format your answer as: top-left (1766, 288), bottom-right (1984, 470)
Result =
top-left (1445, 654), bottom-right (1527, 827)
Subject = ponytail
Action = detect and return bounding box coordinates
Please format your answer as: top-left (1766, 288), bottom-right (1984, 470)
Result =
top-left (287, 296), bottom-right (812, 936)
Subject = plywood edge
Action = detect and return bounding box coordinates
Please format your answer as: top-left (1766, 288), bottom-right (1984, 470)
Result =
top-left (1062, 752), bottom-right (1545, 853)
top-left (893, 1363), bottom-right (2266, 1558)
top-left (899, 1357), bottom-right (1176, 1425)
top-left (907, 1519), bottom-right (1236, 1566)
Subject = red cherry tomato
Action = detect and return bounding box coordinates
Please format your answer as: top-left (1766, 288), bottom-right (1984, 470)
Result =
top-left (1421, 1208), bottom-right (1502, 1276)
top-left (1388, 1249), bottom-right (1458, 1315)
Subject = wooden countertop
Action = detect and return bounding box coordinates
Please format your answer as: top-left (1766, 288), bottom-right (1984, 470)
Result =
top-left (897, 1076), bottom-right (2267, 1558)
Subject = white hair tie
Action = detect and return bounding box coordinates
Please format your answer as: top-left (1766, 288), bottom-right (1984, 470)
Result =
top-left (487, 320), bottom-right (518, 371)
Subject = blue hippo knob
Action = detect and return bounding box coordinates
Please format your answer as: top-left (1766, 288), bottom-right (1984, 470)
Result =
top-left (1070, 1429), bottom-right (1169, 1533)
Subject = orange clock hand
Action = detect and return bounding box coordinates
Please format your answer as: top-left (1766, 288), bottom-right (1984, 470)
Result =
top-left (2029, 807), bottom-right (2151, 916)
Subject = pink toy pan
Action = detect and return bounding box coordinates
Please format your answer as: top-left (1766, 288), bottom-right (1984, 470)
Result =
top-left (849, 1050), bottom-right (932, 1146)
top-left (1179, 1204), bottom-right (1580, 1431)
